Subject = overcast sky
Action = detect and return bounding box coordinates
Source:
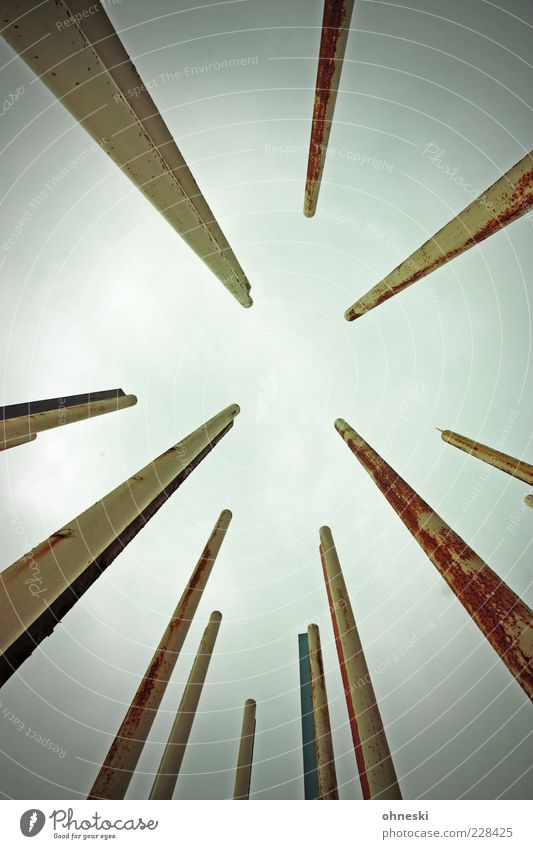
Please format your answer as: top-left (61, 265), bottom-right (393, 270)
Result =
top-left (0, 0), bottom-right (532, 800)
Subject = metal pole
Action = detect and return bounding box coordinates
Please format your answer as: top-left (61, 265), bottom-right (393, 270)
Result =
top-left (319, 527), bottom-right (401, 799)
top-left (335, 418), bottom-right (533, 700)
top-left (0, 404), bottom-right (239, 687)
top-left (149, 611), bottom-right (222, 800)
top-left (0, 390), bottom-right (136, 451)
top-left (0, 434), bottom-right (37, 452)
top-left (307, 624), bottom-right (339, 799)
top-left (233, 699), bottom-right (257, 800)
top-left (439, 428), bottom-right (533, 486)
top-left (1, 2), bottom-right (252, 308)
top-left (304, 0), bottom-right (356, 217)
top-left (88, 511), bottom-right (232, 799)
top-left (344, 150), bottom-right (533, 321)
top-left (298, 633), bottom-right (319, 799)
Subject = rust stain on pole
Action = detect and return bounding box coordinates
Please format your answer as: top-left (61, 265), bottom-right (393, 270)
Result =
top-left (88, 512), bottom-right (232, 799)
top-left (335, 418), bottom-right (533, 700)
top-left (149, 611), bottom-right (222, 800)
top-left (440, 429), bottom-right (533, 486)
top-left (304, 0), bottom-right (356, 217)
top-left (233, 698), bottom-right (257, 800)
top-left (319, 527), bottom-right (402, 799)
top-left (344, 150), bottom-right (533, 320)
top-left (0, 390), bottom-right (136, 451)
top-left (1, 2), bottom-right (252, 308)
top-left (307, 624), bottom-right (339, 799)
top-left (0, 405), bottom-right (239, 687)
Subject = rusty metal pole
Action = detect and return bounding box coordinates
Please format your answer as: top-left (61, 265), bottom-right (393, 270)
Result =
top-left (335, 418), bottom-right (533, 700)
top-left (304, 0), bottom-right (356, 217)
top-left (307, 624), bottom-right (339, 799)
top-left (88, 511), bottom-right (232, 799)
top-left (0, 389), bottom-right (137, 451)
top-left (298, 633), bottom-right (319, 799)
top-left (149, 611), bottom-right (222, 800)
top-left (344, 150), bottom-right (533, 320)
top-left (319, 527), bottom-right (402, 800)
top-left (233, 698), bottom-right (257, 800)
top-left (439, 429), bottom-right (533, 486)
top-left (1, 2), bottom-right (252, 308)
top-left (0, 404), bottom-right (239, 687)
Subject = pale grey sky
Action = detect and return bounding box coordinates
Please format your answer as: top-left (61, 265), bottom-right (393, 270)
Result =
top-left (0, 0), bottom-right (532, 800)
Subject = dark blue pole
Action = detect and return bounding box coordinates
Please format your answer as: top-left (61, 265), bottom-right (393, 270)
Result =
top-left (298, 632), bottom-right (319, 799)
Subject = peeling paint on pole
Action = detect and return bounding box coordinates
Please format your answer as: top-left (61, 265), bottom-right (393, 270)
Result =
top-left (233, 698), bottom-right (257, 800)
top-left (307, 624), bottom-right (339, 799)
top-left (304, 0), bottom-right (356, 217)
top-left (440, 429), bottom-right (533, 486)
top-left (0, 389), bottom-right (136, 451)
top-left (298, 632), bottom-right (319, 799)
top-left (149, 611), bottom-right (222, 800)
top-left (1, 2), bottom-right (252, 308)
top-left (319, 527), bottom-right (401, 799)
top-left (0, 406), bottom-right (238, 688)
top-left (335, 418), bottom-right (533, 700)
top-left (88, 510), bottom-right (232, 799)
top-left (344, 150), bottom-right (533, 320)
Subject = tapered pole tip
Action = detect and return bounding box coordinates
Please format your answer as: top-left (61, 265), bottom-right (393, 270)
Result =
top-left (319, 525), bottom-right (333, 545)
top-left (209, 610), bottom-right (223, 623)
top-left (244, 698), bottom-right (256, 709)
